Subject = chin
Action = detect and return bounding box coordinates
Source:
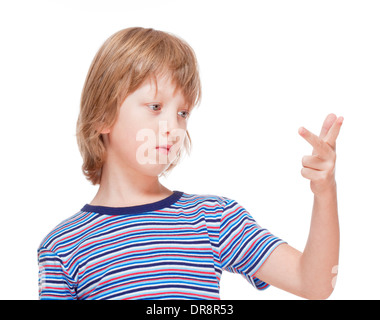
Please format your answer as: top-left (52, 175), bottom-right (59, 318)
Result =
top-left (137, 163), bottom-right (172, 178)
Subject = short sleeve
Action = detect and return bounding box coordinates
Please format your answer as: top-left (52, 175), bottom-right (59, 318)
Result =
top-left (219, 198), bottom-right (286, 290)
top-left (38, 248), bottom-right (77, 299)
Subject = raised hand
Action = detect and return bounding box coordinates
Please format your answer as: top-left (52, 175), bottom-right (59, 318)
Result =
top-left (298, 114), bottom-right (344, 197)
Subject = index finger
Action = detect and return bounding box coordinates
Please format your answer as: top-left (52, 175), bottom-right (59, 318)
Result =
top-left (298, 127), bottom-right (327, 156)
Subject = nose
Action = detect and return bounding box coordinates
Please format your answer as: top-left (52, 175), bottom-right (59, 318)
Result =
top-left (159, 112), bottom-right (178, 137)
top-left (159, 121), bottom-right (176, 144)
top-left (159, 113), bottom-right (185, 145)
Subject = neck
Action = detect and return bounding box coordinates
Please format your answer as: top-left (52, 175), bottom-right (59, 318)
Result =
top-left (89, 161), bottom-right (172, 207)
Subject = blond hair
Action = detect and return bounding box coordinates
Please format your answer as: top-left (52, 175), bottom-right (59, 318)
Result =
top-left (76, 27), bottom-right (202, 185)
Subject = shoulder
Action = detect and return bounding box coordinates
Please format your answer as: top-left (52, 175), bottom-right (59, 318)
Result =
top-left (178, 191), bottom-right (236, 209)
top-left (179, 192), bottom-right (253, 225)
top-left (38, 210), bottom-right (97, 254)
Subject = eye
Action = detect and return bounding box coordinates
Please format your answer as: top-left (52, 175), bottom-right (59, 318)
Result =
top-left (148, 104), bottom-right (161, 112)
top-left (178, 110), bottom-right (190, 119)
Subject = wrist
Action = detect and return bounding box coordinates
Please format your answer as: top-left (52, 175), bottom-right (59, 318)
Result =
top-left (313, 180), bottom-right (337, 200)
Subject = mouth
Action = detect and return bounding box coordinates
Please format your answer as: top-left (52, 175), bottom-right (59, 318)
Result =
top-left (156, 145), bottom-right (172, 155)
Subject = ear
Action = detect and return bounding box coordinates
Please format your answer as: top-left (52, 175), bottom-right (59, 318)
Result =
top-left (100, 128), bottom-right (111, 134)
top-left (96, 122), bottom-right (111, 134)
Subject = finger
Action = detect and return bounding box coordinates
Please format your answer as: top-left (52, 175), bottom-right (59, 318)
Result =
top-left (300, 167), bottom-right (320, 181)
top-left (319, 113), bottom-right (337, 139)
top-left (298, 127), bottom-right (327, 156)
top-left (324, 116), bottom-right (344, 149)
top-left (302, 155), bottom-right (325, 171)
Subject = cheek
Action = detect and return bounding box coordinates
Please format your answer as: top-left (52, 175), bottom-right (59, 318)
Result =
top-left (108, 117), bottom-right (143, 157)
top-left (117, 122), bottom-right (159, 163)
top-left (170, 126), bottom-right (187, 146)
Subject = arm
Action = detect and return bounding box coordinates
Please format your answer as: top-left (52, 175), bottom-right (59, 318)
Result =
top-left (38, 248), bottom-right (77, 300)
top-left (255, 114), bottom-right (343, 300)
top-left (300, 184), bottom-right (339, 298)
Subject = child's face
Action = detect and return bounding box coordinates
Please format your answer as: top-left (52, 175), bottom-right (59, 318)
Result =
top-left (102, 73), bottom-right (189, 177)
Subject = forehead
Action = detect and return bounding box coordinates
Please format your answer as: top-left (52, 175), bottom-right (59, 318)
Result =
top-left (138, 73), bottom-right (186, 103)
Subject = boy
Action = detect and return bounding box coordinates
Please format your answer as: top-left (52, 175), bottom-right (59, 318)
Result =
top-left (38, 27), bottom-right (343, 300)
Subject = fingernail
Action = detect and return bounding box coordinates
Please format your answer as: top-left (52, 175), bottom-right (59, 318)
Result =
top-left (298, 127), bottom-right (305, 135)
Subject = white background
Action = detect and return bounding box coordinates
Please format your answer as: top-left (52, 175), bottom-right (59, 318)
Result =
top-left (1, 0), bottom-right (379, 300)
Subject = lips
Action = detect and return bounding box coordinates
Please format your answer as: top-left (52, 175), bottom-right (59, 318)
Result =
top-left (156, 144), bottom-right (172, 154)
top-left (156, 145), bottom-right (172, 151)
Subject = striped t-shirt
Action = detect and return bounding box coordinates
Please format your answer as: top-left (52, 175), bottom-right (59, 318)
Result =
top-left (38, 191), bottom-right (286, 300)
